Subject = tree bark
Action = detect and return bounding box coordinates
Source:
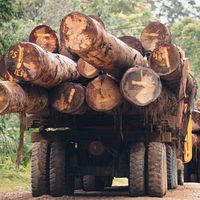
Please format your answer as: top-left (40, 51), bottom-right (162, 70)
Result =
top-left (60, 12), bottom-right (145, 78)
top-left (0, 81), bottom-right (48, 115)
top-left (86, 75), bottom-right (122, 111)
top-left (140, 21), bottom-right (171, 52)
top-left (118, 36), bottom-right (145, 56)
top-left (29, 25), bottom-right (59, 53)
top-left (50, 82), bottom-right (87, 114)
top-left (0, 54), bottom-right (13, 81)
top-left (77, 58), bottom-right (99, 79)
top-left (121, 66), bottom-right (162, 106)
top-left (4, 42), bottom-right (79, 87)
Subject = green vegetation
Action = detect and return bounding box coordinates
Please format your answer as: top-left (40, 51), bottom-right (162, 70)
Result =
top-left (0, 0), bottom-right (200, 192)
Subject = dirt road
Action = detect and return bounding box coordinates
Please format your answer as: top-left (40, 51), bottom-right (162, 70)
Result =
top-left (0, 183), bottom-right (200, 200)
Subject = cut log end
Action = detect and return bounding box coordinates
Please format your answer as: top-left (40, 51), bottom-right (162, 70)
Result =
top-left (77, 58), bottom-right (99, 78)
top-left (5, 43), bottom-right (40, 81)
top-left (51, 82), bottom-right (86, 114)
top-left (29, 25), bottom-right (59, 53)
top-left (140, 21), bottom-right (171, 52)
top-left (150, 43), bottom-right (180, 76)
top-left (118, 36), bottom-right (145, 56)
top-left (60, 12), bottom-right (97, 52)
top-left (121, 66), bottom-right (162, 106)
top-left (86, 75), bottom-right (122, 111)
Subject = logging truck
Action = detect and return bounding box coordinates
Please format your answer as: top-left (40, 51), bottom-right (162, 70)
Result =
top-left (0, 12), bottom-right (197, 198)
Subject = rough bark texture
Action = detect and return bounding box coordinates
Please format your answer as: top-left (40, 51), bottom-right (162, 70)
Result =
top-left (121, 66), bottom-right (162, 106)
top-left (50, 82), bottom-right (86, 114)
top-left (86, 75), bottom-right (122, 111)
top-left (29, 25), bottom-right (59, 53)
top-left (0, 81), bottom-right (48, 114)
top-left (4, 42), bottom-right (79, 87)
top-left (88, 15), bottom-right (105, 29)
top-left (60, 12), bottom-right (145, 78)
top-left (0, 54), bottom-right (14, 81)
top-left (118, 36), bottom-right (145, 56)
top-left (77, 58), bottom-right (99, 79)
top-left (149, 43), bottom-right (181, 82)
top-left (140, 21), bottom-right (171, 52)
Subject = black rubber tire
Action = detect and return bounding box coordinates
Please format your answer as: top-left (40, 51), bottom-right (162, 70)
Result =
top-left (147, 142), bottom-right (167, 197)
top-left (83, 176), bottom-right (96, 191)
top-left (31, 140), bottom-right (50, 197)
top-left (166, 145), bottom-right (173, 189)
top-left (197, 151), bottom-right (200, 182)
top-left (178, 170), bottom-right (184, 185)
top-left (49, 142), bottom-right (74, 197)
top-left (129, 142), bottom-right (145, 196)
top-left (104, 176), bottom-right (113, 187)
top-left (172, 149), bottom-right (178, 188)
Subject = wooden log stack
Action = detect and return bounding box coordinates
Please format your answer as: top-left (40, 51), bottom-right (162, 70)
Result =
top-left (0, 11), bottom-right (196, 128)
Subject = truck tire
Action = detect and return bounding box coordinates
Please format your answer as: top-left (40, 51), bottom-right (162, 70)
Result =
top-left (178, 170), bottom-right (184, 185)
top-left (166, 145), bottom-right (173, 189)
top-left (104, 176), bottom-right (113, 187)
top-left (31, 140), bottom-right (50, 197)
top-left (49, 142), bottom-right (74, 196)
top-left (172, 150), bottom-right (178, 188)
top-left (83, 176), bottom-right (105, 191)
top-left (147, 142), bottom-right (167, 197)
top-left (129, 142), bottom-right (145, 196)
top-left (83, 176), bottom-right (96, 191)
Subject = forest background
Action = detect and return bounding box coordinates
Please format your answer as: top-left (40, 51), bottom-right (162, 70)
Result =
top-left (0, 0), bottom-right (200, 191)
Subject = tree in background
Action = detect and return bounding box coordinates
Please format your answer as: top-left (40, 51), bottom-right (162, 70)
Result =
top-left (171, 17), bottom-right (200, 98)
top-left (149, 0), bottom-right (200, 24)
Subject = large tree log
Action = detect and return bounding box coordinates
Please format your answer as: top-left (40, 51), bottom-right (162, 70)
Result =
top-left (4, 42), bottom-right (79, 87)
top-left (0, 54), bottom-right (13, 81)
top-left (77, 58), bottom-right (99, 79)
top-left (60, 12), bottom-right (145, 78)
top-left (140, 21), bottom-right (171, 52)
top-left (121, 66), bottom-right (162, 106)
top-left (29, 25), bottom-right (59, 53)
top-left (149, 43), bottom-right (181, 84)
top-left (118, 36), bottom-right (145, 56)
top-left (88, 14), bottom-right (105, 28)
top-left (86, 75), bottom-right (122, 111)
top-left (50, 82), bottom-right (87, 114)
top-left (0, 81), bottom-right (48, 114)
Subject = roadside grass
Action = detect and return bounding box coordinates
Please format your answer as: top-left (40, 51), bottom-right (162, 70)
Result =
top-left (0, 161), bottom-right (31, 192)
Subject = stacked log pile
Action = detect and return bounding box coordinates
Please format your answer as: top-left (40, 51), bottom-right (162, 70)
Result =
top-left (0, 11), bottom-right (197, 127)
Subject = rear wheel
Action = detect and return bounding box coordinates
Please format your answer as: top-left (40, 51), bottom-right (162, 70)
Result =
top-left (83, 176), bottom-right (96, 191)
top-left (31, 140), bottom-right (50, 197)
top-left (83, 176), bottom-right (105, 191)
top-left (147, 142), bottom-right (167, 197)
top-left (129, 142), bottom-right (145, 196)
top-left (166, 145), bottom-right (173, 189)
top-left (49, 142), bottom-right (74, 197)
top-left (172, 149), bottom-right (178, 188)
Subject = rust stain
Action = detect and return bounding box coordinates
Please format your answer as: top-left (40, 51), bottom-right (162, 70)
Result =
top-left (98, 97), bottom-right (114, 103)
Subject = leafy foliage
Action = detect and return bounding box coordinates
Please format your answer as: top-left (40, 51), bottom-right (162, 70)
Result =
top-left (171, 17), bottom-right (200, 97)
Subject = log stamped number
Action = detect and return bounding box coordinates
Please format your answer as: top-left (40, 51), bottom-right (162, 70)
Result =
top-left (10, 46), bottom-right (25, 77)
